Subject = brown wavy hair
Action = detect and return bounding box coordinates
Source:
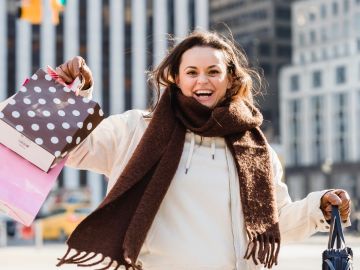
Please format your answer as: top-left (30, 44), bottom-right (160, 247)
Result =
top-left (148, 30), bottom-right (262, 110)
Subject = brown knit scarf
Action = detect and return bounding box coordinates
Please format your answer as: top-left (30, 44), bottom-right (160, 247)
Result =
top-left (57, 86), bottom-right (280, 269)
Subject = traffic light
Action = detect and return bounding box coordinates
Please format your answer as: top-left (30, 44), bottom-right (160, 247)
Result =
top-left (18, 0), bottom-right (66, 25)
top-left (18, 0), bottom-right (42, 24)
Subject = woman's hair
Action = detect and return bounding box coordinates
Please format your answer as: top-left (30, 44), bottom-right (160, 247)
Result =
top-left (148, 30), bottom-right (263, 110)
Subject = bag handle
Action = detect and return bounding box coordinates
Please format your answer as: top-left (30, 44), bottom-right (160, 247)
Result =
top-left (328, 205), bottom-right (346, 249)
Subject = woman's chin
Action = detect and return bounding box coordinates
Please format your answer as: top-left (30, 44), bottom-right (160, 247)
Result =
top-left (193, 96), bottom-right (216, 108)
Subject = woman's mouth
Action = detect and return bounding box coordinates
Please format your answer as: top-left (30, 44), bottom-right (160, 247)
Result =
top-left (193, 90), bottom-right (214, 102)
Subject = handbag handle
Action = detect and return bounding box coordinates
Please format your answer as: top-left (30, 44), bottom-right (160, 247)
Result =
top-left (328, 205), bottom-right (346, 249)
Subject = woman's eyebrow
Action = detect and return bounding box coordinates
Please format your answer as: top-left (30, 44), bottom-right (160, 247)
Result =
top-left (185, 65), bottom-right (220, 69)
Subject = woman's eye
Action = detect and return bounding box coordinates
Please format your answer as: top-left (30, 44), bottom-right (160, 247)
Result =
top-left (209, 70), bottom-right (220, 75)
top-left (187, 71), bottom-right (197, 75)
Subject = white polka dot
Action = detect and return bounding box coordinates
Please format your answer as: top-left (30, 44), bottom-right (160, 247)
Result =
top-left (58, 110), bottom-right (65, 117)
top-left (27, 110), bottom-right (36, 117)
top-left (31, 74), bottom-right (38, 80)
top-left (77, 122), bottom-right (83, 129)
top-left (72, 110), bottom-right (80, 116)
top-left (20, 86), bottom-right (27, 92)
top-left (68, 98), bottom-right (75, 104)
top-left (15, 125), bottom-right (23, 132)
top-left (63, 87), bottom-right (71, 93)
top-left (35, 138), bottom-right (43, 145)
top-left (45, 74), bottom-right (52, 81)
top-left (8, 99), bottom-right (16, 105)
top-left (47, 123), bottom-right (55, 130)
top-left (12, 111), bottom-right (20, 118)
top-left (38, 98), bottom-right (46, 105)
top-left (0, 112), bottom-right (4, 119)
top-left (34, 86), bottom-right (41, 93)
top-left (76, 137), bottom-right (81, 144)
top-left (82, 97), bottom-right (90, 103)
top-left (51, 137), bottom-right (59, 144)
top-left (49, 87), bottom-right (56, 93)
top-left (54, 151), bottom-right (61, 158)
top-left (31, 124), bottom-right (39, 131)
top-left (42, 110), bottom-right (51, 117)
top-left (53, 98), bottom-right (61, 105)
top-left (87, 122), bottom-right (93, 130)
top-left (23, 98), bottom-right (31, 105)
top-left (87, 108), bottom-right (94, 115)
top-left (99, 109), bottom-right (104, 117)
top-left (66, 136), bottom-right (73, 143)
top-left (62, 122), bottom-right (70, 129)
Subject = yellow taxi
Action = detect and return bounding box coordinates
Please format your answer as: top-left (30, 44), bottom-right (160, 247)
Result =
top-left (39, 204), bottom-right (91, 241)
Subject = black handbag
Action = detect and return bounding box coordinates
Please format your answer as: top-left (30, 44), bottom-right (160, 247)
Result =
top-left (322, 205), bottom-right (353, 270)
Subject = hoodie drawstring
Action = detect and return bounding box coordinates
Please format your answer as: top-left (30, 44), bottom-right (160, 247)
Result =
top-left (185, 132), bottom-right (195, 174)
top-left (185, 133), bottom-right (216, 174)
top-left (211, 138), bottom-right (215, 160)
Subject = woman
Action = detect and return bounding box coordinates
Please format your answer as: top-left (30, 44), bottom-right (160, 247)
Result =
top-left (55, 31), bottom-right (350, 270)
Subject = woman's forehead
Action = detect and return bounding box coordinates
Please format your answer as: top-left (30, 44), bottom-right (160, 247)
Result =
top-left (180, 46), bottom-right (227, 67)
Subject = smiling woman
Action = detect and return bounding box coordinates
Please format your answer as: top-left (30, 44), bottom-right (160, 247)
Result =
top-left (54, 30), bottom-right (351, 270)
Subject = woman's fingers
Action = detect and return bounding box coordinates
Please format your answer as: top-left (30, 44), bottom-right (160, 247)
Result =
top-left (55, 56), bottom-right (93, 90)
top-left (320, 189), bottom-right (351, 222)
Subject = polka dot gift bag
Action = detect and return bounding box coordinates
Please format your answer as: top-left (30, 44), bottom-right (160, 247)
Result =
top-left (0, 68), bottom-right (104, 172)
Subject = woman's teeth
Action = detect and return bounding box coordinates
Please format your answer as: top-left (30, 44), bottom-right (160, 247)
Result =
top-left (195, 90), bottom-right (213, 97)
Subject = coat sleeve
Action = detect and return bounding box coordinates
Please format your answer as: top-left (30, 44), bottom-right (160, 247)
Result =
top-left (269, 146), bottom-right (350, 244)
top-left (66, 111), bottom-right (142, 177)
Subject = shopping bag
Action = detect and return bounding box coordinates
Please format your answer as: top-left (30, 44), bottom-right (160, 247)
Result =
top-left (0, 68), bottom-right (104, 172)
top-left (0, 143), bottom-right (65, 226)
top-left (322, 205), bottom-right (353, 270)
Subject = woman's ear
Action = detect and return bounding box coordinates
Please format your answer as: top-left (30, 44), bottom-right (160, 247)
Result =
top-left (175, 75), bottom-right (179, 85)
top-left (227, 74), bottom-right (234, 90)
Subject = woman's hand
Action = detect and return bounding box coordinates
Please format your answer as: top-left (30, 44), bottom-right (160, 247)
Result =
top-left (320, 189), bottom-right (351, 222)
top-left (56, 56), bottom-right (93, 90)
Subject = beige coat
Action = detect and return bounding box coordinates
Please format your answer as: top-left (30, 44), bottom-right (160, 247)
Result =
top-left (0, 95), bottom-right (341, 270)
top-left (66, 109), bottom-right (338, 270)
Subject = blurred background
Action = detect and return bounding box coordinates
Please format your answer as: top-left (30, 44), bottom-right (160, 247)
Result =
top-left (0, 0), bottom-right (359, 268)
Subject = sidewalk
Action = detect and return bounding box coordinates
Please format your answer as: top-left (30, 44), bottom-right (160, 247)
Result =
top-left (1, 235), bottom-right (359, 270)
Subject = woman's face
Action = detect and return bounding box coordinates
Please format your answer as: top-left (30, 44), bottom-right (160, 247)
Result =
top-left (176, 46), bottom-right (232, 108)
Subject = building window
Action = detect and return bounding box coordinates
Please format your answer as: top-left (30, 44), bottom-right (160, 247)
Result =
top-left (322, 49), bottom-right (328, 60)
top-left (321, 4), bottom-right (327, 18)
top-left (276, 7), bottom-right (290, 20)
top-left (290, 74), bottom-right (299, 91)
top-left (355, 14), bottom-right (360, 33)
top-left (309, 11), bottom-right (316, 21)
top-left (299, 32), bottom-right (305, 46)
top-left (336, 66), bottom-right (346, 84)
top-left (312, 70), bottom-right (322, 88)
top-left (310, 30), bottom-right (316, 43)
top-left (333, 93), bottom-right (349, 162)
top-left (289, 99), bottom-right (301, 165)
top-left (332, 2), bottom-right (338, 15)
top-left (259, 43), bottom-right (271, 56)
top-left (277, 45), bottom-right (291, 58)
top-left (276, 26), bottom-right (291, 39)
top-left (311, 96), bottom-right (324, 163)
top-left (321, 28), bottom-right (327, 41)
top-left (344, 0), bottom-right (349, 13)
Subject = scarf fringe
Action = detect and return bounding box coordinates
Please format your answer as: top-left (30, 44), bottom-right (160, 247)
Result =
top-left (56, 247), bottom-right (143, 270)
top-left (244, 230), bottom-right (280, 269)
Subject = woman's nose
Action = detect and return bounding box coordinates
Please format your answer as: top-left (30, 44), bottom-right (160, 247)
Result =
top-left (197, 74), bottom-right (209, 84)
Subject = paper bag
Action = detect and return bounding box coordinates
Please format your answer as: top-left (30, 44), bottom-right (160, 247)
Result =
top-left (0, 143), bottom-right (65, 226)
top-left (0, 68), bottom-right (104, 172)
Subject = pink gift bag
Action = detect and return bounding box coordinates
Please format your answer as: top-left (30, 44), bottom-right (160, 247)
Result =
top-left (0, 143), bottom-right (65, 226)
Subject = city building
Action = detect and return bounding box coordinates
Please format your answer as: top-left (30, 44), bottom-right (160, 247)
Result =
top-left (0, 0), bottom-right (209, 208)
top-left (210, 0), bottom-right (296, 142)
top-left (279, 0), bottom-right (360, 203)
